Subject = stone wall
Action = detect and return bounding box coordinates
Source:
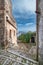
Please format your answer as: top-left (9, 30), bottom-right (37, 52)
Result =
top-left (38, 0), bottom-right (43, 64)
top-left (6, 21), bottom-right (17, 46)
top-left (5, 12), bottom-right (17, 46)
top-left (0, 0), bottom-right (5, 10)
top-left (0, 0), bottom-right (17, 48)
top-left (5, 0), bottom-right (12, 16)
top-left (0, 0), bottom-right (5, 48)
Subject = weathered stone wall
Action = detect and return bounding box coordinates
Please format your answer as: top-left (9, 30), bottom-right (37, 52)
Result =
top-left (0, 0), bottom-right (5, 10)
top-left (0, 0), bottom-right (17, 48)
top-left (4, 0), bottom-right (17, 47)
top-left (6, 21), bottom-right (17, 46)
top-left (0, 0), bottom-right (5, 48)
top-left (0, 10), bottom-right (4, 46)
top-left (38, 0), bottom-right (43, 64)
top-left (5, 0), bottom-right (12, 16)
top-left (5, 12), bottom-right (17, 46)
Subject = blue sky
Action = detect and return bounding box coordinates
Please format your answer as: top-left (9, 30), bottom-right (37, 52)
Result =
top-left (12, 0), bottom-right (36, 33)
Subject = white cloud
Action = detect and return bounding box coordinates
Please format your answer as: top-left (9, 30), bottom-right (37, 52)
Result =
top-left (25, 23), bottom-right (33, 26)
top-left (18, 25), bottom-right (36, 32)
top-left (14, 15), bottom-right (20, 18)
top-left (12, 0), bottom-right (36, 32)
top-left (18, 23), bottom-right (23, 26)
top-left (12, 0), bottom-right (36, 13)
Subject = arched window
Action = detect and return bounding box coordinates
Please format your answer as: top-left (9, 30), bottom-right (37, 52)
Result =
top-left (9, 30), bottom-right (11, 38)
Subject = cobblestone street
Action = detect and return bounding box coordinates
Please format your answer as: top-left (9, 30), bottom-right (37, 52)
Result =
top-left (0, 48), bottom-right (38, 65)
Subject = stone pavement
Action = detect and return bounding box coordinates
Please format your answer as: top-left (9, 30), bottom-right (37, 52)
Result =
top-left (0, 48), bottom-right (38, 65)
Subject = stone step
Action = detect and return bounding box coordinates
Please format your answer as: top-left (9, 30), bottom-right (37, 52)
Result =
top-left (0, 54), bottom-right (38, 65)
top-left (0, 49), bottom-right (38, 65)
top-left (7, 49), bottom-right (38, 65)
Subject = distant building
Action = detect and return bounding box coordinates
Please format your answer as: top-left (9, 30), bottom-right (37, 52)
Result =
top-left (30, 36), bottom-right (36, 43)
top-left (0, 0), bottom-right (17, 48)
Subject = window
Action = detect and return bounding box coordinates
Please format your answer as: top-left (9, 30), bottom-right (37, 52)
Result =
top-left (9, 30), bottom-right (11, 38)
top-left (6, 16), bottom-right (8, 20)
top-left (6, 10), bottom-right (9, 13)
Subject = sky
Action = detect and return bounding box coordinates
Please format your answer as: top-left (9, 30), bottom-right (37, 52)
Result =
top-left (12, 0), bottom-right (36, 33)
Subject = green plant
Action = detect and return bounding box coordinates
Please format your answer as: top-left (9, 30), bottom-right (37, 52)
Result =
top-left (18, 31), bottom-right (36, 43)
top-left (0, 63), bottom-right (2, 65)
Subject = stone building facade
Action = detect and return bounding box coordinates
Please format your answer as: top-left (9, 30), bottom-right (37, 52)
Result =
top-left (0, 0), bottom-right (17, 48)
